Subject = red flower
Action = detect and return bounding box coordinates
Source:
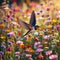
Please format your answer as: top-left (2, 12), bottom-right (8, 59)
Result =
top-left (34, 37), bottom-right (39, 41)
top-left (27, 44), bottom-right (31, 48)
top-left (26, 9), bottom-right (30, 14)
top-left (18, 32), bottom-right (22, 36)
top-left (21, 46), bottom-right (26, 49)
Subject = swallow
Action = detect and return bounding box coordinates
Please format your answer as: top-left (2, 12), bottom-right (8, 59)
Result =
top-left (17, 11), bottom-right (39, 36)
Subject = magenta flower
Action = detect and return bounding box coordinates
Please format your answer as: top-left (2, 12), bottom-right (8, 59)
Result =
top-left (6, 47), bottom-right (12, 52)
top-left (7, 14), bottom-right (11, 18)
top-left (46, 7), bottom-right (50, 11)
top-left (45, 50), bottom-right (52, 56)
top-left (56, 25), bottom-right (60, 31)
top-left (36, 48), bottom-right (43, 53)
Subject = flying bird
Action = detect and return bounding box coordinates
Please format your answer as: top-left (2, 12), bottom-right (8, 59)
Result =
top-left (17, 11), bottom-right (39, 36)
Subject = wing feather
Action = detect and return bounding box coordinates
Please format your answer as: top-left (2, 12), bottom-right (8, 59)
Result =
top-left (29, 11), bottom-right (36, 26)
top-left (18, 19), bottom-right (33, 30)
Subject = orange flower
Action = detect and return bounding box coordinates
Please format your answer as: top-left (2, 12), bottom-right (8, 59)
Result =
top-left (20, 43), bottom-right (24, 48)
top-left (39, 34), bottom-right (43, 36)
top-left (5, 29), bottom-right (11, 33)
top-left (0, 24), bottom-right (5, 28)
top-left (46, 25), bottom-right (52, 29)
top-left (30, 49), bottom-right (34, 54)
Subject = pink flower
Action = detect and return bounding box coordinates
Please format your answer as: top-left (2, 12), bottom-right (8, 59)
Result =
top-left (37, 42), bottom-right (41, 45)
top-left (49, 54), bottom-right (58, 60)
top-left (38, 45), bottom-right (43, 48)
top-left (34, 42), bottom-right (38, 46)
top-left (16, 41), bottom-right (23, 44)
top-left (11, 22), bottom-right (18, 25)
top-left (15, 52), bottom-right (20, 55)
top-left (45, 50), bottom-right (52, 56)
top-left (46, 7), bottom-right (50, 11)
top-left (36, 48), bottom-right (43, 53)
top-left (26, 54), bottom-right (31, 58)
top-left (43, 35), bottom-right (51, 40)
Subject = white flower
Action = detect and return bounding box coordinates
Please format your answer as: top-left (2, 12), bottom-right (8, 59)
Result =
top-left (34, 31), bottom-right (39, 36)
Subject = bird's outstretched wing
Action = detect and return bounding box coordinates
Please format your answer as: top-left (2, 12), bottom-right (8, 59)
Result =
top-left (17, 19), bottom-right (33, 30)
top-left (29, 11), bottom-right (36, 26)
top-left (17, 10), bottom-right (36, 36)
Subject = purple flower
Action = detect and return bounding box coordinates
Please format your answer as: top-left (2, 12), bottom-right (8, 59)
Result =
top-left (45, 50), bottom-right (52, 56)
top-left (7, 32), bottom-right (15, 37)
top-left (49, 54), bottom-right (58, 60)
top-left (8, 42), bottom-right (12, 45)
top-left (0, 51), bottom-right (4, 55)
top-left (1, 45), bottom-right (6, 49)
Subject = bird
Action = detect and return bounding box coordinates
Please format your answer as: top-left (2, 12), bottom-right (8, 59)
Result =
top-left (17, 11), bottom-right (39, 36)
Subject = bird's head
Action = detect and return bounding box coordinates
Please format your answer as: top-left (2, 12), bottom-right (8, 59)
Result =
top-left (34, 25), bottom-right (39, 30)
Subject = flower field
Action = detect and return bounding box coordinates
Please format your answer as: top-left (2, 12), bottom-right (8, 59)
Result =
top-left (0, 0), bottom-right (60, 60)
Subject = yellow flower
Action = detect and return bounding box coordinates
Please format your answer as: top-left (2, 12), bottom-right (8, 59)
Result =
top-left (51, 19), bottom-right (57, 24)
top-left (0, 36), bottom-right (6, 39)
